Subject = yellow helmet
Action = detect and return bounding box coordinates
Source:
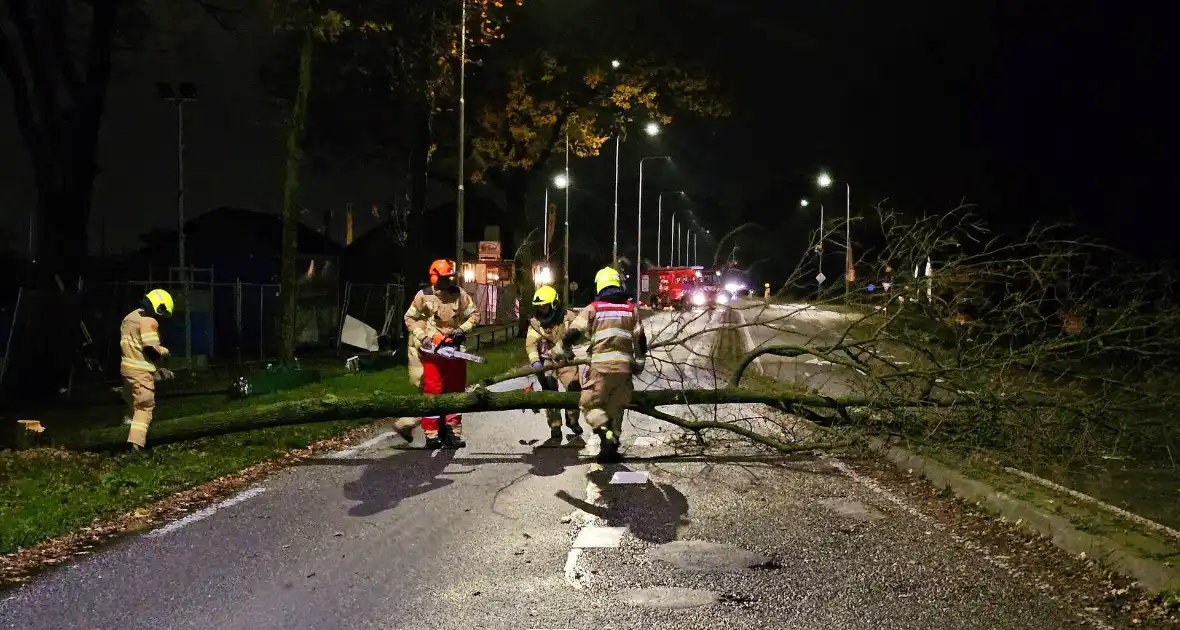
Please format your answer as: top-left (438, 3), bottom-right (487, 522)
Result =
top-left (594, 266), bottom-right (622, 294)
top-left (145, 288), bottom-right (174, 317)
top-left (532, 285), bottom-right (558, 307)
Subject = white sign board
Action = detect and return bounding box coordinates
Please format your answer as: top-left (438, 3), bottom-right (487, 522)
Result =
top-left (816, 272), bottom-right (826, 284)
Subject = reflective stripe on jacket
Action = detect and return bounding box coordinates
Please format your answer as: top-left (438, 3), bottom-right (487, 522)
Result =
top-left (565, 300), bottom-right (646, 373)
top-left (526, 309), bottom-right (577, 363)
top-left (403, 286), bottom-right (479, 348)
top-left (120, 309), bottom-right (165, 372)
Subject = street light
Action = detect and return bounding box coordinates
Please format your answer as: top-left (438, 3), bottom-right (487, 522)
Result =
top-left (456, 0), bottom-right (468, 266)
top-left (637, 155), bottom-right (671, 301)
top-left (157, 81), bottom-right (197, 364)
top-left (816, 171), bottom-right (851, 299)
top-left (611, 118), bottom-right (664, 265)
top-left (542, 173), bottom-right (569, 260)
top-left (562, 135), bottom-right (572, 305)
top-left (801, 197), bottom-right (825, 295)
top-left (611, 59), bottom-right (621, 69)
top-left (656, 190), bottom-right (684, 267)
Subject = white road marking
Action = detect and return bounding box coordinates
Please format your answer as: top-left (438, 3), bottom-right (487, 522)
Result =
top-left (145, 486), bottom-right (268, 538)
top-left (326, 431), bottom-right (396, 459)
top-left (733, 310), bottom-right (767, 375)
top-left (609, 471), bottom-right (650, 484)
top-left (572, 526), bottom-right (627, 548)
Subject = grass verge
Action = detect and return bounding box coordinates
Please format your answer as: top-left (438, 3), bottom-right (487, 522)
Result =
top-left (1, 343), bottom-right (527, 558)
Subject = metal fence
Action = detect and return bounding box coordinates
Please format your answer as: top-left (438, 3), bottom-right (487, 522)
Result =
top-left (337, 280), bottom-right (406, 351)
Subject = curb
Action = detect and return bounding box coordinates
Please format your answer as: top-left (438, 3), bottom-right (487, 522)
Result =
top-left (873, 439), bottom-right (1180, 593)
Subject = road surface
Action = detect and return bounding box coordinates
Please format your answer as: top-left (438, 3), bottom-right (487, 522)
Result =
top-left (0, 311), bottom-right (1133, 629)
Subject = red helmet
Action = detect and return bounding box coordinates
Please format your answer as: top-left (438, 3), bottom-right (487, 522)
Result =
top-left (429, 259), bottom-right (457, 285)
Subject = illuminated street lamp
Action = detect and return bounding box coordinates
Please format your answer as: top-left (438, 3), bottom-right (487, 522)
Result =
top-left (611, 59), bottom-right (621, 69)
top-left (817, 171), bottom-right (851, 299)
top-left (553, 174), bottom-right (570, 188)
top-left (644, 121), bottom-right (661, 136)
top-left (801, 198), bottom-right (825, 294)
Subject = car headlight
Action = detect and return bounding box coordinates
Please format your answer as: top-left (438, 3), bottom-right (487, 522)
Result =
top-left (715, 292), bottom-right (729, 304)
top-left (691, 292), bottom-right (707, 306)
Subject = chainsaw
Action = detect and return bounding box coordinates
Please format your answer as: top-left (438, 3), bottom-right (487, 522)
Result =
top-left (420, 343), bottom-right (486, 363)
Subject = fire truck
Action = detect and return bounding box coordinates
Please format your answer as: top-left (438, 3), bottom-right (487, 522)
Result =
top-left (641, 266), bottom-right (704, 309)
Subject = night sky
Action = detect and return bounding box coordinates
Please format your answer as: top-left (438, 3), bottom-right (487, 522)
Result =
top-left (2, 0), bottom-right (1176, 268)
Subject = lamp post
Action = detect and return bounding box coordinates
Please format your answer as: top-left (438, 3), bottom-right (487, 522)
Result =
top-left (801, 198), bottom-right (825, 295)
top-left (542, 187), bottom-right (549, 259)
top-left (817, 172), bottom-right (851, 299)
top-left (692, 232), bottom-right (697, 266)
top-left (636, 155), bottom-right (671, 300)
top-left (616, 121), bottom-right (662, 266)
top-left (157, 81), bottom-right (197, 364)
top-left (455, 0), bottom-right (468, 266)
top-left (656, 190), bottom-right (683, 267)
top-left (559, 135), bottom-right (571, 305)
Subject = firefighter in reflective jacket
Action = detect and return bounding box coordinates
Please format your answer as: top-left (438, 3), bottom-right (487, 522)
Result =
top-left (395, 259), bottom-right (480, 448)
top-left (552, 267), bottom-right (647, 463)
top-left (121, 289), bottom-right (175, 449)
top-left (526, 285), bottom-right (584, 446)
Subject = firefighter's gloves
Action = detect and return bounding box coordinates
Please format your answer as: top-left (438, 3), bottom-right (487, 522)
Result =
top-left (159, 346), bottom-right (171, 358)
top-left (444, 330), bottom-right (466, 347)
top-left (157, 368), bottom-right (176, 381)
top-left (531, 361), bottom-right (545, 371)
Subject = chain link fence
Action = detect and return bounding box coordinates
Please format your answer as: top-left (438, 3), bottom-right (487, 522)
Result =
top-left (338, 280), bottom-right (406, 351)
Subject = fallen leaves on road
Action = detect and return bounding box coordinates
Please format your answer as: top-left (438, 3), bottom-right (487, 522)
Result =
top-left (0, 425), bottom-right (374, 587)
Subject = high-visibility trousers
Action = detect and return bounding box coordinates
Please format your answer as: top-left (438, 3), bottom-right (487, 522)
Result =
top-left (537, 366), bottom-right (582, 429)
top-left (122, 369), bottom-right (157, 447)
top-left (420, 351), bottom-right (467, 439)
top-left (579, 368), bottom-right (633, 436)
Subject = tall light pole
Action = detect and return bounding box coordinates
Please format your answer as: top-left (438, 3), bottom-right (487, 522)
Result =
top-left (801, 198), bottom-right (825, 295)
top-left (618, 121), bottom-right (662, 266)
top-left (817, 172), bottom-right (851, 299)
top-left (692, 232), bottom-right (697, 266)
top-left (455, 0), bottom-right (468, 266)
top-left (157, 81), bottom-right (197, 363)
top-left (542, 187), bottom-right (549, 259)
top-left (562, 134), bottom-right (571, 305)
top-left (612, 134), bottom-right (620, 265)
top-left (656, 190), bottom-right (683, 267)
top-left (636, 154), bottom-right (671, 299)
top-left (670, 213), bottom-right (676, 266)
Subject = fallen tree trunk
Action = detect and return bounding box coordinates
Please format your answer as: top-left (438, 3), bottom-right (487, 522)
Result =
top-left (59, 387), bottom-right (845, 452)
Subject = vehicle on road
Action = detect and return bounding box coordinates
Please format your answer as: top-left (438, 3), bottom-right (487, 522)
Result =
top-left (642, 266), bottom-right (704, 309)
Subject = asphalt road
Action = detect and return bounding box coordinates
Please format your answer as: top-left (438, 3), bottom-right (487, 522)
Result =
top-left (0, 310), bottom-right (1133, 629)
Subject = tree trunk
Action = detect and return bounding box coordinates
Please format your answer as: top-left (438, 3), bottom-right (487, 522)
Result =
top-left (279, 28), bottom-right (314, 365)
top-left (55, 387), bottom-right (816, 452)
top-left (0, 0), bottom-right (117, 400)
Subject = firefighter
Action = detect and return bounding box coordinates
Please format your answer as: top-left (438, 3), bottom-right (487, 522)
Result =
top-left (526, 285), bottom-right (584, 446)
top-left (396, 259), bottom-right (479, 448)
top-left (552, 267), bottom-right (647, 463)
top-left (121, 288), bottom-right (175, 450)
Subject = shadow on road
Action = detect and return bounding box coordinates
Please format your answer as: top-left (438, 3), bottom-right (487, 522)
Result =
top-left (557, 464), bottom-right (691, 544)
top-left (339, 450), bottom-right (467, 517)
